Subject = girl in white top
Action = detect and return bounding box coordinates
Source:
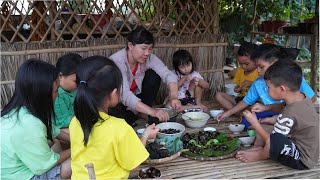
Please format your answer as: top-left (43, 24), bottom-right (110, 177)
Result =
top-left (172, 50), bottom-right (209, 111)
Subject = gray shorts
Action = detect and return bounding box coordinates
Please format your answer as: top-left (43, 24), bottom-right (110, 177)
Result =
top-left (31, 165), bottom-right (61, 180)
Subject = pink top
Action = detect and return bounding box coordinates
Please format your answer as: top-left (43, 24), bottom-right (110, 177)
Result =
top-left (109, 49), bottom-right (177, 109)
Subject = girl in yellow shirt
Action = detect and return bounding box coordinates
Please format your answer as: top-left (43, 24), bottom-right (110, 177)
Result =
top-left (70, 56), bottom-right (159, 179)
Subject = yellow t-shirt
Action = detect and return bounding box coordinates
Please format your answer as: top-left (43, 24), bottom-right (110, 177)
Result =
top-left (69, 112), bottom-right (149, 179)
top-left (232, 68), bottom-right (259, 97)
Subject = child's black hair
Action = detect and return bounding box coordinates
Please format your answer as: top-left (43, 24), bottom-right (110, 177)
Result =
top-left (74, 56), bottom-right (123, 146)
top-left (251, 43), bottom-right (289, 63)
top-left (264, 60), bottom-right (302, 92)
top-left (237, 42), bottom-right (258, 57)
top-left (172, 49), bottom-right (195, 74)
top-left (1, 59), bottom-right (58, 140)
top-left (127, 25), bottom-right (154, 47)
top-left (56, 53), bottom-right (82, 75)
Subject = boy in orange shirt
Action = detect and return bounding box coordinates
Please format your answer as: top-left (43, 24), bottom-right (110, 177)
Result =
top-left (215, 42), bottom-right (258, 111)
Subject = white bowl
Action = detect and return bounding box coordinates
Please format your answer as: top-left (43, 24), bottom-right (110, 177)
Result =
top-left (239, 136), bottom-right (256, 147)
top-left (228, 124), bottom-right (245, 134)
top-left (203, 127), bottom-right (216, 132)
top-left (209, 109), bottom-right (224, 119)
top-left (183, 108), bottom-right (204, 113)
top-left (182, 112), bottom-right (210, 128)
top-left (156, 122), bottom-right (185, 138)
top-left (225, 83), bottom-right (238, 96)
top-left (136, 128), bottom-right (145, 137)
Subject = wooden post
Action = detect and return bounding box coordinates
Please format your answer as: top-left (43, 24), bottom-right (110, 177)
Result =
top-left (310, 0), bottom-right (319, 92)
top-left (49, 1), bottom-right (57, 40)
top-left (212, 0), bottom-right (219, 34)
top-left (85, 163), bottom-right (96, 180)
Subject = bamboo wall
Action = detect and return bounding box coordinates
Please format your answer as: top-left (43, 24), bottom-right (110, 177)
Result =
top-left (1, 0), bottom-right (219, 42)
top-left (1, 35), bottom-right (227, 108)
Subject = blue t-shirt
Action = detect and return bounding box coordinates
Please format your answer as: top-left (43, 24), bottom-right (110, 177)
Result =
top-left (243, 77), bottom-right (315, 106)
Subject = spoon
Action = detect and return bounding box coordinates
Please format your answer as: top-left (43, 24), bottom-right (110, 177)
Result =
top-left (182, 114), bottom-right (193, 121)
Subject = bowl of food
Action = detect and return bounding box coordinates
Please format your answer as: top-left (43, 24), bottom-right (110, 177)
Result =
top-left (183, 108), bottom-right (204, 113)
top-left (239, 136), bottom-right (256, 147)
top-left (225, 83), bottom-right (238, 96)
top-left (138, 167), bottom-right (161, 179)
top-left (182, 112), bottom-right (210, 128)
top-left (136, 128), bottom-right (145, 137)
top-left (203, 127), bottom-right (216, 132)
top-left (209, 109), bottom-right (224, 119)
top-left (156, 122), bottom-right (185, 138)
top-left (228, 124), bottom-right (245, 134)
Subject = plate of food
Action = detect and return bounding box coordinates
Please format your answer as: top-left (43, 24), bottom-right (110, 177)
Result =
top-left (181, 131), bottom-right (240, 161)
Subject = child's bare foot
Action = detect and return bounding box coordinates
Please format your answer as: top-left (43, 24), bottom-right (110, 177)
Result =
top-left (235, 149), bottom-right (267, 162)
top-left (243, 146), bottom-right (263, 152)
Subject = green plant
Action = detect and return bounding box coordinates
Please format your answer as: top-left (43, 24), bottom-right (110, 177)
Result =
top-left (297, 48), bottom-right (311, 61)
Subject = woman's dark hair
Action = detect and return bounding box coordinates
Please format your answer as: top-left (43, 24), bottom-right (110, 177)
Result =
top-left (172, 49), bottom-right (195, 74)
top-left (56, 53), bottom-right (82, 75)
top-left (74, 56), bottom-right (122, 146)
top-left (264, 60), bottom-right (302, 92)
top-left (127, 26), bottom-right (154, 47)
top-left (1, 59), bottom-right (58, 140)
top-left (238, 42), bottom-right (258, 57)
top-left (251, 43), bottom-right (288, 63)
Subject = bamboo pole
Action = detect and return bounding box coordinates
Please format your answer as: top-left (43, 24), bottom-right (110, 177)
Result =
top-left (1, 42), bottom-right (228, 56)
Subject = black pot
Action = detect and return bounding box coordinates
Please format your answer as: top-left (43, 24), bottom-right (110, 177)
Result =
top-left (148, 108), bottom-right (179, 124)
top-left (299, 22), bottom-right (314, 34)
top-left (280, 47), bottom-right (300, 60)
top-left (282, 26), bottom-right (300, 34)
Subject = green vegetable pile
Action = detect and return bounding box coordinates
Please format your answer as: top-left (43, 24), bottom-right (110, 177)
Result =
top-left (181, 131), bottom-right (240, 158)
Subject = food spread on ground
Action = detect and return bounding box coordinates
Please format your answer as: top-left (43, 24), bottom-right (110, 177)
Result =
top-left (159, 128), bottom-right (181, 134)
top-left (181, 131), bottom-right (240, 158)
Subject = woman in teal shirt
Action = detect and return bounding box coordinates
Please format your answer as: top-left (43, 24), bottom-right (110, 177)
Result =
top-left (54, 53), bottom-right (82, 129)
top-left (1, 60), bottom-right (71, 179)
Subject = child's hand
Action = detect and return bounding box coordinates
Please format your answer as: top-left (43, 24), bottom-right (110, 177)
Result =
top-left (234, 85), bottom-right (241, 93)
top-left (186, 75), bottom-right (193, 81)
top-left (242, 110), bottom-right (259, 125)
top-left (241, 80), bottom-right (253, 87)
top-left (216, 111), bottom-right (230, 122)
top-left (144, 123), bottom-right (159, 140)
top-left (192, 77), bottom-right (199, 86)
top-left (260, 115), bottom-right (277, 125)
top-left (251, 103), bottom-right (268, 112)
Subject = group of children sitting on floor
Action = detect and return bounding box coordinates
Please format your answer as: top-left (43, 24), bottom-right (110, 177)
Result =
top-left (1, 35), bottom-right (319, 179)
top-left (215, 42), bottom-right (318, 170)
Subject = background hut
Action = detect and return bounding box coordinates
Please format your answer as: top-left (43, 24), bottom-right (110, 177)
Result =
top-left (1, 0), bottom-right (227, 108)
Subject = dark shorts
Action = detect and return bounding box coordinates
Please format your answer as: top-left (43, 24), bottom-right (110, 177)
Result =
top-left (270, 133), bottom-right (307, 170)
top-left (180, 90), bottom-right (196, 105)
top-left (241, 111), bottom-right (277, 128)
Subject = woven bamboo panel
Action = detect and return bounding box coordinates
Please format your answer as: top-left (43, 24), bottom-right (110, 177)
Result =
top-left (1, 0), bottom-right (219, 42)
top-left (0, 34), bottom-right (226, 108)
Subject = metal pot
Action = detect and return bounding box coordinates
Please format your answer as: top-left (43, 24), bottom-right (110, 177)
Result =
top-left (148, 108), bottom-right (179, 124)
